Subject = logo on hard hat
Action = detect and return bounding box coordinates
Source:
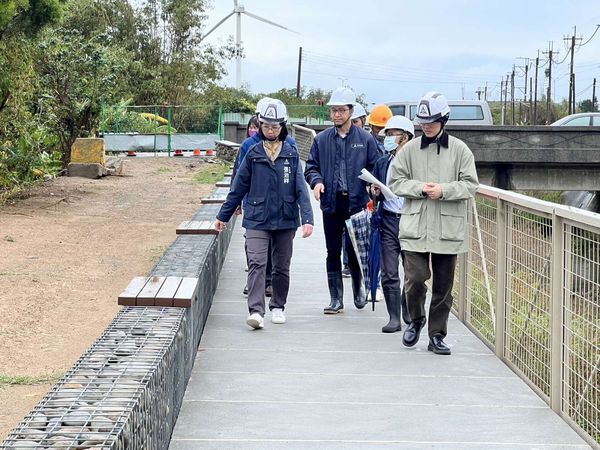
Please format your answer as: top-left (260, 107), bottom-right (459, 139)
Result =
top-left (418, 103), bottom-right (430, 117)
top-left (263, 105), bottom-right (277, 118)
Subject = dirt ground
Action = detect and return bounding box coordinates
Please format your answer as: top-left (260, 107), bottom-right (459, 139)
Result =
top-left (0, 157), bottom-right (217, 440)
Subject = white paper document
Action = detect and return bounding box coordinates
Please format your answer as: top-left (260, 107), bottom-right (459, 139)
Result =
top-left (358, 168), bottom-right (398, 201)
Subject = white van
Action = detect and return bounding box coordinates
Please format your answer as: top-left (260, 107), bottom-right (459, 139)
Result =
top-left (385, 100), bottom-right (493, 126)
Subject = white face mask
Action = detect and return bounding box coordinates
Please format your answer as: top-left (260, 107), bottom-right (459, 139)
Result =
top-left (383, 136), bottom-right (399, 152)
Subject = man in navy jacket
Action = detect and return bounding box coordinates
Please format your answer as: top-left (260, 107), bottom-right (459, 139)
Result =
top-left (304, 87), bottom-right (380, 314)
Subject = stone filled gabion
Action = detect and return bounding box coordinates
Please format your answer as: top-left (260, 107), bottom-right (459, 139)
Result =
top-left (1, 209), bottom-right (236, 450)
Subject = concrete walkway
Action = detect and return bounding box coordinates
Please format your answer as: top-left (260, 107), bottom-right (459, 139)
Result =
top-left (169, 200), bottom-right (591, 449)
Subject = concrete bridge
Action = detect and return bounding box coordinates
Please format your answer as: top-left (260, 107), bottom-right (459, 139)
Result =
top-left (223, 122), bottom-right (600, 191)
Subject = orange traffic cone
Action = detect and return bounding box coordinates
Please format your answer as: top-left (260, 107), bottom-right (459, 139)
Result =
top-left (174, 149), bottom-right (184, 157)
top-left (193, 149), bottom-right (201, 157)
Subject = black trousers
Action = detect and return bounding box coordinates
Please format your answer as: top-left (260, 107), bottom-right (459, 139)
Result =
top-left (322, 192), bottom-right (361, 273)
top-left (379, 210), bottom-right (402, 290)
top-left (403, 251), bottom-right (457, 338)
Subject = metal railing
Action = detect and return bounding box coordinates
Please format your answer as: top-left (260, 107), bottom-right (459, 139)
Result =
top-left (291, 124), bottom-right (317, 161)
top-left (291, 126), bottom-right (599, 446)
top-left (456, 186), bottom-right (600, 447)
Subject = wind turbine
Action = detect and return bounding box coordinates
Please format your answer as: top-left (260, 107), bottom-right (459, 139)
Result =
top-left (201, 1), bottom-right (298, 88)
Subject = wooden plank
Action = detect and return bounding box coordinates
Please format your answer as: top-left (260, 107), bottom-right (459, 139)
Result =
top-left (176, 220), bottom-right (194, 234)
top-left (173, 277), bottom-right (199, 308)
top-left (215, 181), bottom-right (231, 188)
top-left (201, 197), bottom-right (226, 204)
top-left (118, 276), bottom-right (148, 306)
top-left (176, 220), bottom-right (219, 235)
top-left (155, 276), bottom-right (182, 307)
top-left (136, 276), bottom-right (166, 306)
top-left (224, 172), bottom-right (232, 177)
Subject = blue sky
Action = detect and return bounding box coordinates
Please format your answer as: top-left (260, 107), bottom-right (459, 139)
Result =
top-left (203, 1), bottom-right (600, 106)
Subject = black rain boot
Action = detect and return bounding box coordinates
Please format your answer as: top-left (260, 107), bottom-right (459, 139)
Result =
top-left (324, 272), bottom-right (344, 314)
top-left (382, 289), bottom-right (402, 333)
top-left (400, 289), bottom-right (411, 325)
top-left (350, 270), bottom-right (367, 309)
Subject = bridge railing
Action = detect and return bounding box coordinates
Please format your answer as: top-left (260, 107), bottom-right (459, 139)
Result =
top-left (457, 186), bottom-right (600, 447)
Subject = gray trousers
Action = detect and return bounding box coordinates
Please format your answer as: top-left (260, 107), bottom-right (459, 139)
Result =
top-left (246, 229), bottom-right (296, 316)
top-left (403, 251), bottom-right (457, 338)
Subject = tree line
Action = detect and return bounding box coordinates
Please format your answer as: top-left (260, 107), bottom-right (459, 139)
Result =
top-left (0, 0), bottom-right (329, 200)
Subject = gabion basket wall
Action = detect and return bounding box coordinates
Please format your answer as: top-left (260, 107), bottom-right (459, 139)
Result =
top-left (1, 204), bottom-right (235, 450)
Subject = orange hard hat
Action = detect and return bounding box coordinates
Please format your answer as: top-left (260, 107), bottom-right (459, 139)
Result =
top-left (367, 104), bottom-right (393, 127)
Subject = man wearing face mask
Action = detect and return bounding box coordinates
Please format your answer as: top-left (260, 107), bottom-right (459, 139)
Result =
top-left (304, 87), bottom-right (380, 314)
top-left (366, 104), bottom-right (393, 156)
top-left (370, 116), bottom-right (414, 333)
top-left (389, 92), bottom-right (478, 355)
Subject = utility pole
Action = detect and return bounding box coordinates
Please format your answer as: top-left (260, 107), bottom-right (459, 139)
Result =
top-left (529, 77), bottom-right (533, 120)
top-left (516, 57), bottom-right (529, 124)
top-left (500, 79), bottom-right (505, 125)
top-left (565, 28), bottom-right (582, 114)
top-left (593, 78), bottom-right (597, 111)
top-left (296, 47), bottom-right (303, 99)
top-left (511, 66), bottom-right (515, 125)
top-left (543, 43), bottom-right (556, 124)
top-left (484, 84), bottom-right (488, 100)
top-left (533, 53), bottom-right (539, 124)
top-left (475, 87), bottom-right (483, 100)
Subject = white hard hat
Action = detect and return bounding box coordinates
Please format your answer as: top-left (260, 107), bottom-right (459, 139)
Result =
top-left (258, 99), bottom-right (287, 123)
top-left (414, 91), bottom-right (450, 124)
top-left (255, 97), bottom-right (273, 114)
top-left (327, 87), bottom-right (356, 106)
top-left (379, 115), bottom-right (415, 137)
top-left (351, 104), bottom-right (367, 119)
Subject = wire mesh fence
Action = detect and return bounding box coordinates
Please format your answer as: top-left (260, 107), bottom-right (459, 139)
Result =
top-left (461, 186), bottom-right (600, 446)
top-left (99, 105), bottom-right (223, 154)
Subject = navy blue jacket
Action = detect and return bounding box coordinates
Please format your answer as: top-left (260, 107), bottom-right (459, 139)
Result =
top-left (233, 133), bottom-right (297, 180)
top-left (217, 140), bottom-right (313, 230)
top-left (304, 125), bottom-right (380, 214)
top-left (372, 152), bottom-right (394, 213)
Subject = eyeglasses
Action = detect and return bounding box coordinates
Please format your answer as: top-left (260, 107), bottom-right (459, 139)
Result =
top-left (330, 107), bottom-right (350, 115)
top-left (261, 124), bottom-right (282, 132)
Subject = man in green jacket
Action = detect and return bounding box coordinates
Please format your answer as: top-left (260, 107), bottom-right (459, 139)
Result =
top-left (389, 92), bottom-right (479, 355)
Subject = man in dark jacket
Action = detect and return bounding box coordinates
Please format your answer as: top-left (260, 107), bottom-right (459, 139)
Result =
top-left (215, 99), bottom-right (314, 330)
top-left (304, 87), bottom-right (380, 314)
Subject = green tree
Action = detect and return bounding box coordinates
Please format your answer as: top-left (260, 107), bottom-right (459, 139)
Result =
top-left (36, 29), bottom-right (128, 163)
top-left (578, 98), bottom-right (597, 113)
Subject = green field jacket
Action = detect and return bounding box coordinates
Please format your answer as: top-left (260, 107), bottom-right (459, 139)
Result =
top-left (389, 134), bottom-right (479, 254)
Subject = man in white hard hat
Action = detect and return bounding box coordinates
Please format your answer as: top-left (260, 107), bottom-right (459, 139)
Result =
top-left (304, 86), bottom-right (380, 314)
top-left (370, 115), bottom-right (414, 333)
top-left (351, 103), bottom-right (368, 128)
top-left (389, 92), bottom-right (479, 355)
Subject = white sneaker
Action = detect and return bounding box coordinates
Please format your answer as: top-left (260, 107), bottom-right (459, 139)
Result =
top-left (376, 287), bottom-right (384, 302)
top-left (246, 313), bottom-right (264, 329)
top-left (271, 308), bottom-right (286, 324)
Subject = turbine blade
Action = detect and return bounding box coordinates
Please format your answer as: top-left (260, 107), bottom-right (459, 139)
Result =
top-left (200, 11), bottom-right (235, 41)
top-left (242, 11), bottom-right (299, 34)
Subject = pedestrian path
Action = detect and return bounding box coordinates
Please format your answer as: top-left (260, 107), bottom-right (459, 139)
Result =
top-left (169, 201), bottom-right (591, 449)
